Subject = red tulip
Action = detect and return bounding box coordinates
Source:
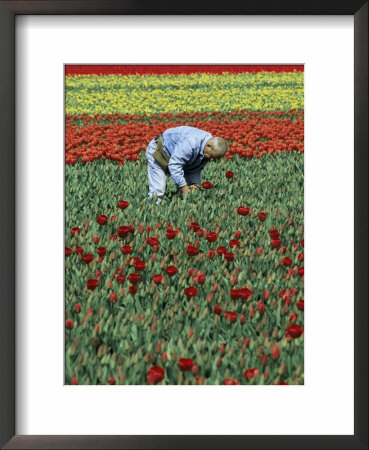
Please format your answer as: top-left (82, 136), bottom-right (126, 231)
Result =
top-left (224, 311), bottom-right (238, 323)
top-left (297, 266), bottom-right (304, 277)
top-left (225, 171), bottom-right (234, 179)
top-left (281, 257), bottom-right (292, 266)
top-left (223, 378), bottom-right (239, 385)
top-left (118, 200), bottom-right (129, 209)
top-left (97, 246), bottom-right (106, 257)
top-left (258, 212), bottom-right (267, 221)
top-left (184, 287), bottom-right (197, 298)
top-left (71, 377), bottom-right (78, 385)
top-left (147, 366), bottom-right (165, 384)
top-left (202, 181), bottom-right (213, 189)
top-left (237, 206), bottom-right (250, 216)
top-left (224, 252), bottom-right (234, 262)
top-left (71, 227), bottom-right (81, 236)
top-left (146, 237), bottom-right (159, 246)
top-left (165, 266), bottom-right (177, 276)
top-left (287, 324), bottom-right (304, 338)
top-left (189, 222), bottom-right (201, 232)
top-left (97, 215), bottom-right (108, 225)
top-left (186, 244), bottom-right (199, 256)
top-left (117, 225), bottom-right (134, 238)
top-left (116, 274), bottom-right (126, 284)
top-left (296, 299), bottom-right (304, 311)
top-left (74, 303), bottom-right (81, 314)
top-left (289, 312), bottom-right (298, 323)
top-left (271, 239), bottom-right (282, 249)
top-left (129, 285), bottom-right (137, 295)
top-left (216, 246), bottom-right (227, 255)
top-left (153, 274), bottom-right (164, 284)
top-left (65, 247), bottom-right (73, 257)
top-left (269, 229), bottom-right (280, 239)
top-left (75, 246), bottom-right (83, 255)
top-left (230, 288), bottom-right (253, 300)
top-left (121, 245), bottom-right (132, 255)
top-left (178, 358), bottom-right (194, 371)
top-left (66, 319), bottom-right (73, 330)
top-left (229, 239), bottom-right (240, 248)
top-left (197, 273), bottom-right (206, 284)
top-left (207, 250), bottom-right (215, 259)
top-left (206, 232), bottom-right (218, 243)
top-left (133, 260), bottom-right (146, 271)
top-left (214, 305), bottom-right (222, 315)
top-left (243, 368), bottom-right (260, 381)
top-left (83, 254), bottom-right (94, 264)
top-left (166, 230), bottom-right (177, 239)
top-left (271, 344), bottom-right (280, 361)
top-left (109, 293), bottom-right (118, 304)
top-left (230, 289), bottom-right (239, 300)
top-left (86, 279), bottom-right (99, 290)
top-left (108, 376), bottom-right (116, 385)
top-left (128, 273), bottom-right (141, 284)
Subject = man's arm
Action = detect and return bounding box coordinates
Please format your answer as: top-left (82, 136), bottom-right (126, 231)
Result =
top-left (167, 138), bottom-right (194, 191)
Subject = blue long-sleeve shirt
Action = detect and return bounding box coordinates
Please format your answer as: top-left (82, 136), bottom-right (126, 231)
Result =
top-left (161, 126), bottom-right (213, 188)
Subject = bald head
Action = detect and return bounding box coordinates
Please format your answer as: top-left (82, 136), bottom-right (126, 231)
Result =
top-left (204, 137), bottom-right (228, 160)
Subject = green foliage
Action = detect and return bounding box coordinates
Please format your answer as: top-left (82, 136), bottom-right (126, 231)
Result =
top-left (65, 153), bottom-right (304, 385)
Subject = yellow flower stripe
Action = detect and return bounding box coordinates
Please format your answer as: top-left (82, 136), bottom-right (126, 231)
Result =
top-left (65, 72), bottom-right (304, 116)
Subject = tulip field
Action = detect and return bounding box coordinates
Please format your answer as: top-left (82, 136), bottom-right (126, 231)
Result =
top-left (65, 65), bottom-right (304, 385)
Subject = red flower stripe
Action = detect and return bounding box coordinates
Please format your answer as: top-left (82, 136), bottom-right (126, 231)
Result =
top-left (65, 112), bottom-right (303, 164)
top-left (65, 65), bottom-right (304, 76)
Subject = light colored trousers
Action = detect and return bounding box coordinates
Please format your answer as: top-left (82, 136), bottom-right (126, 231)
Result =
top-left (146, 138), bottom-right (201, 204)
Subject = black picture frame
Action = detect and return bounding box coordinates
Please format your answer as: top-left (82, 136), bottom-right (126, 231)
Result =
top-left (0, 1), bottom-right (367, 449)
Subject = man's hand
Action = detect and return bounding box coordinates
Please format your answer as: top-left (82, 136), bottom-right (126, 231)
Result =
top-left (189, 184), bottom-right (199, 191)
top-left (181, 185), bottom-right (189, 196)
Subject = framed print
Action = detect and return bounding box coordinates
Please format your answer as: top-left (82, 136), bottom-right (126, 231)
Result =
top-left (0, 1), bottom-right (367, 449)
